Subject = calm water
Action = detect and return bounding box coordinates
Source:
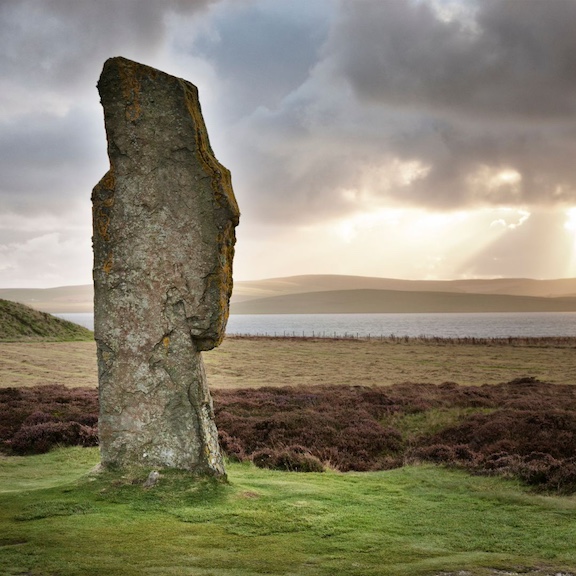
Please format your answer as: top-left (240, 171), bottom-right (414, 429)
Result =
top-left (55, 312), bottom-right (576, 339)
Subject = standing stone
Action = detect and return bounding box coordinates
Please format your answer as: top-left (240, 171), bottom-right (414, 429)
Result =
top-left (92, 57), bottom-right (239, 476)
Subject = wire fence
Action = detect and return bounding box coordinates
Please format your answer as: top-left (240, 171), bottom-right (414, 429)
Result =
top-left (225, 332), bottom-right (576, 347)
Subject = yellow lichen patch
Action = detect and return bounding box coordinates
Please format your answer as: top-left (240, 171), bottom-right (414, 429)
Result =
top-left (115, 58), bottom-right (159, 122)
top-left (93, 171), bottom-right (115, 241)
top-left (100, 169), bottom-right (116, 190)
top-left (103, 254), bottom-right (113, 275)
top-left (163, 336), bottom-right (170, 351)
top-left (117, 59), bottom-right (143, 121)
top-left (180, 80), bottom-right (240, 221)
top-left (197, 225), bottom-right (236, 348)
top-left (95, 210), bottom-right (112, 241)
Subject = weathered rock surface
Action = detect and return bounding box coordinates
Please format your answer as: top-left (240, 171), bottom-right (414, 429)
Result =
top-left (92, 56), bottom-right (239, 476)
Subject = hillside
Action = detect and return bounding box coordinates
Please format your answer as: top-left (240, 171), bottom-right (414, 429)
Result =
top-left (230, 288), bottom-right (576, 314)
top-left (232, 274), bottom-right (576, 301)
top-left (0, 299), bottom-right (93, 341)
top-left (0, 285), bottom-right (93, 313)
top-left (3, 274), bottom-right (576, 313)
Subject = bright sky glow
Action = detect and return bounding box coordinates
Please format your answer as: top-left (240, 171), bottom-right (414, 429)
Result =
top-left (1, 0), bottom-right (576, 287)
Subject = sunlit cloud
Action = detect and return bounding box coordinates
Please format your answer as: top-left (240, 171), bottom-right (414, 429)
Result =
top-left (489, 208), bottom-right (530, 230)
top-left (467, 166), bottom-right (523, 202)
top-left (236, 206), bottom-right (536, 282)
top-left (0, 231), bottom-right (92, 288)
top-left (2, 0), bottom-right (576, 286)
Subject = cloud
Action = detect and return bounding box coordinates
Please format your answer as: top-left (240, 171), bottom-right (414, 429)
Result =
top-left (0, 107), bottom-right (107, 216)
top-left (2, 0), bottom-right (576, 285)
top-left (0, 229), bottom-right (92, 288)
top-left (0, 0), bottom-right (217, 98)
top-left (332, 0), bottom-right (576, 120)
top-left (221, 0), bottom-right (576, 226)
top-left (180, 0), bottom-right (332, 119)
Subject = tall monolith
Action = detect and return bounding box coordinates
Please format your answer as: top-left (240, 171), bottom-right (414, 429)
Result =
top-left (92, 57), bottom-right (239, 476)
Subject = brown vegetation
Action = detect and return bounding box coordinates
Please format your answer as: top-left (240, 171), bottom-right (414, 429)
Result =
top-left (0, 385), bottom-right (98, 454)
top-left (3, 336), bottom-right (575, 390)
top-left (3, 378), bottom-right (576, 493)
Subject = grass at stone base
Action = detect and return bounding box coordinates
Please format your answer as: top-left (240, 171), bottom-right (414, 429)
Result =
top-left (1, 448), bottom-right (576, 576)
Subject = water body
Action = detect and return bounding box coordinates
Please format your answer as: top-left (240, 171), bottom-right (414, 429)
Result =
top-left (56, 311), bottom-right (576, 339)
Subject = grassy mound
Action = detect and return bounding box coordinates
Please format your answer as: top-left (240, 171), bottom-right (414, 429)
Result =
top-left (3, 379), bottom-right (576, 493)
top-left (0, 298), bottom-right (93, 341)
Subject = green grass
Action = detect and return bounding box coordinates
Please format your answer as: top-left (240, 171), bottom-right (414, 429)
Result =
top-left (1, 448), bottom-right (576, 575)
top-left (389, 407), bottom-right (497, 443)
top-left (0, 299), bottom-right (93, 342)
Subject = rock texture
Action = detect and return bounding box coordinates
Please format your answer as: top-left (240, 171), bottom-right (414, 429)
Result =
top-left (92, 56), bottom-right (239, 476)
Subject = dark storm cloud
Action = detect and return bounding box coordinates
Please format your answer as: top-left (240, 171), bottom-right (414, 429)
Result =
top-left (333, 0), bottom-right (576, 120)
top-left (0, 0), bottom-right (216, 96)
top-left (188, 1), bottom-right (331, 117)
top-left (320, 0), bottom-right (576, 210)
top-left (390, 117), bottom-right (576, 209)
top-left (0, 108), bottom-right (106, 215)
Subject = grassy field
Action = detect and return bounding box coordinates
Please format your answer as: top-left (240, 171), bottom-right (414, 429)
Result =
top-left (1, 447), bottom-right (576, 576)
top-left (1, 336), bottom-right (576, 389)
top-left (2, 335), bottom-right (576, 575)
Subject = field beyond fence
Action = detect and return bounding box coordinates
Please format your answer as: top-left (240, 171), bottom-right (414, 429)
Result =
top-left (1, 335), bottom-right (576, 390)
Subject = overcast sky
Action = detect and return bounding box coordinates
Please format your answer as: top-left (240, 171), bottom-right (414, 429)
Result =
top-left (2, 0), bottom-right (576, 288)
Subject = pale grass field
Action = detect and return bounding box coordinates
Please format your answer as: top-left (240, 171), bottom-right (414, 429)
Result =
top-left (1, 336), bottom-right (575, 389)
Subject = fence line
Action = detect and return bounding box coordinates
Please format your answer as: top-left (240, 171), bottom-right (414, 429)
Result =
top-left (224, 332), bottom-right (576, 347)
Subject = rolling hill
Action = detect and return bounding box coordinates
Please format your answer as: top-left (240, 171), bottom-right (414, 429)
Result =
top-left (230, 288), bottom-right (576, 314)
top-left (3, 274), bottom-right (576, 314)
top-left (232, 274), bottom-right (576, 301)
top-left (0, 285), bottom-right (94, 313)
top-left (0, 299), bottom-right (93, 341)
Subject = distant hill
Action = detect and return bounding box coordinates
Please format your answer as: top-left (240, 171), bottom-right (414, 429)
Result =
top-left (0, 299), bottom-right (93, 341)
top-left (0, 285), bottom-right (93, 313)
top-left (230, 289), bottom-right (576, 314)
top-left (3, 274), bottom-right (576, 314)
top-left (233, 274), bottom-right (576, 301)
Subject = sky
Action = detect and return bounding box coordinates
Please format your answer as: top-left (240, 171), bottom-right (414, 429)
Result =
top-left (2, 0), bottom-right (576, 288)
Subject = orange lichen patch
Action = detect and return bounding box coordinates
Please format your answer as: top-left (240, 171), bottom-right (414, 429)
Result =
top-left (100, 169), bottom-right (116, 190)
top-left (102, 253), bottom-right (113, 275)
top-left (180, 80), bottom-right (240, 223)
top-left (92, 170), bottom-right (115, 241)
top-left (117, 59), bottom-right (143, 121)
top-left (95, 210), bottom-right (112, 241)
top-left (115, 57), bottom-right (158, 122)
